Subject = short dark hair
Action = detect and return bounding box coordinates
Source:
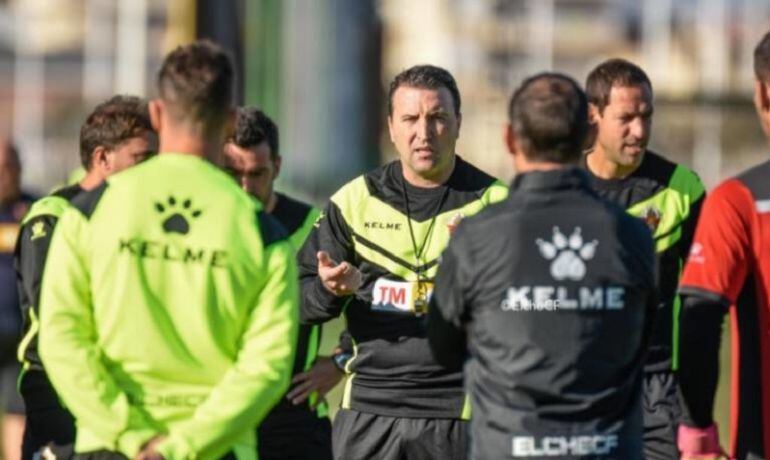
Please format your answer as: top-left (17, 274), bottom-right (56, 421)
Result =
top-left (79, 95), bottom-right (153, 170)
top-left (754, 31), bottom-right (770, 82)
top-left (157, 39), bottom-right (233, 126)
top-left (233, 107), bottom-right (279, 157)
top-left (387, 65), bottom-right (461, 116)
top-left (585, 58), bottom-right (652, 114)
top-left (508, 72), bottom-right (589, 164)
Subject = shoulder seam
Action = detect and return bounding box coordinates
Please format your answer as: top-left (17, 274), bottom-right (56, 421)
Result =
top-left (21, 196), bottom-right (70, 225)
top-left (70, 182), bottom-right (109, 220)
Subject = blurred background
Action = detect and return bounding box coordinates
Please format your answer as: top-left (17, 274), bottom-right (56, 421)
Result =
top-left (1, 0), bottom-right (768, 443)
top-left (3, 0), bottom-right (770, 197)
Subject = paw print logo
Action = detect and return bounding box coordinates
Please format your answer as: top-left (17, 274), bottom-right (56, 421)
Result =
top-left (154, 196), bottom-right (202, 235)
top-left (536, 227), bottom-right (598, 281)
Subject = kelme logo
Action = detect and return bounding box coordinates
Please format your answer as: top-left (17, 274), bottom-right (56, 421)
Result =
top-left (154, 196), bottom-right (202, 235)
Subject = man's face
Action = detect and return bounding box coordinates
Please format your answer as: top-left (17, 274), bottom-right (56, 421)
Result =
top-left (221, 141), bottom-right (279, 205)
top-left (104, 131), bottom-right (157, 176)
top-left (388, 85), bottom-right (460, 183)
top-left (592, 84), bottom-right (653, 170)
top-left (0, 146), bottom-right (21, 205)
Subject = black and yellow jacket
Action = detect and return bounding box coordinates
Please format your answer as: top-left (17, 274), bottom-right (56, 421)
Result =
top-left (298, 156), bottom-right (508, 418)
top-left (15, 184), bottom-right (83, 412)
top-left (263, 192), bottom-right (327, 422)
top-left (583, 150), bottom-right (705, 372)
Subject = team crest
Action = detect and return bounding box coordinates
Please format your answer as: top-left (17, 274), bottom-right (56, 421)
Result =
top-left (30, 221), bottom-right (47, 241)
top-left (642, 206), bottom-right (661, 232)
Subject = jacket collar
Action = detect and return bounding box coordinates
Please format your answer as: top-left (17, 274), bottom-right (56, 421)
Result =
top-left (510, 166), bottom-right (589, 192)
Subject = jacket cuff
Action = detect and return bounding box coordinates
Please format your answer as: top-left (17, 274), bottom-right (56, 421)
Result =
top-left (156, 433), bottom-right (195, 460)
top-left (677, 423), bottom-right (725, 457)
top-left (116, 428), bottom-right (158, 458)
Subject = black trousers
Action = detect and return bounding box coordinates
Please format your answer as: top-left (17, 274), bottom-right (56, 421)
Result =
top-left (257, 411), bottom-right (331, 460)
top-left (642, 371), bottom-right (682, 460)
top-left (332, 409), bottom-right (467, 460)
top-left (20, 371), bottom-right (76, 460)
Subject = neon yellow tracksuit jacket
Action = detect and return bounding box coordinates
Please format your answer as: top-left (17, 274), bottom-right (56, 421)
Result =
top-left (39, 153), bottom-right (298, 460)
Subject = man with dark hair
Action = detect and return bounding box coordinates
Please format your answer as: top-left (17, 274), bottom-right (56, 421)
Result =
top-left (38, 40), bottom-right (298, 460)
top-left (386, 65), bottom-right (462, 118)
top-left (429, 72), bottom-right (656, 459)
top-left (223, 108), bottom-right (283, 213)
top-left (14, 94), bottom-right (155, 460)
top-left (0, 139), bottom-right (34, 460)
top-left (298, 64), bottom-right (508, 459)
top-left (583, 58), bottom-right (705, 460)
top-left (676, 30), bottom-right (770, 460)
top-left (221, 107), bottom-right (336, 460)
top-left (78, 95), bottom-right (156, 173)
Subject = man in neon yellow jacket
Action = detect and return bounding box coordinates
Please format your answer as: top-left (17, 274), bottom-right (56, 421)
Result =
top-left (38, 40), bottom-right (298, 460)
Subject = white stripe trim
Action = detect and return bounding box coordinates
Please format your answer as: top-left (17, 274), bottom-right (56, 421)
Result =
top-left (756, 199), bottom-right (770, 213)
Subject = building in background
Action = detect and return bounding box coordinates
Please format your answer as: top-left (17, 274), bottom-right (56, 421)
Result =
top-left (383, 0), bottom-right (770, 187)
top-left (0, 0), bottom-right (768, 194)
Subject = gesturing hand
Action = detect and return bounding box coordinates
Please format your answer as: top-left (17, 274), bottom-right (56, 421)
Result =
top-left (317, 251), bottom-right (362, 296)
top-left (447, 213), bottom-right (464, 236)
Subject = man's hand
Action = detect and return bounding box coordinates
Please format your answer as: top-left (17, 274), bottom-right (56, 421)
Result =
top-left (317, 251), bottom-right (362, 296)
top-left (286, 356), bottom-right (344, 407)
top-left (135, 436), bottom-right (166, 460)
top-left (447, 213), bottom-right (464, 236)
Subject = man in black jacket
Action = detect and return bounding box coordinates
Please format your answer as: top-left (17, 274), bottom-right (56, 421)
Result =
top-left (298, 65), bottom-right (507, 460)
top-left (429, 73), bottom-right (657, 459)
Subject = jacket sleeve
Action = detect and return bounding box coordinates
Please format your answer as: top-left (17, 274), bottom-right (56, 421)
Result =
top-left (38, 209), bottom-right (159, 457)
top-left (677, 182), bottom-right (751, 428)
top-left (15, 215), bottom-right (58, 319)
top-left (628, 217), bottom-right (658, 356)
top-left (298, 201), bottom-right (356, 324)
top-left (427, 230), bottom-right (471, 369)
top-left (157, 238), bottom-right (299, 460)
top-left (676, 293), bottom-right (726, 427)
